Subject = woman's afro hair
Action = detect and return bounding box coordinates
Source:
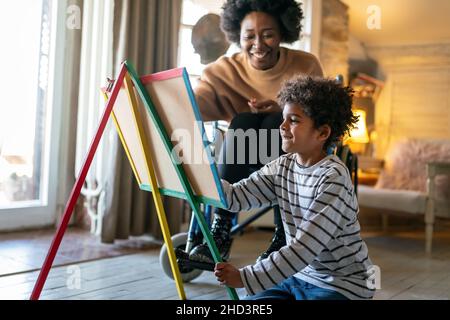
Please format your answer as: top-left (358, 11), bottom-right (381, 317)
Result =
top-left (220, 0), bottom-right (303, 44)
top-left (278, 76), bottom-right (359, 150)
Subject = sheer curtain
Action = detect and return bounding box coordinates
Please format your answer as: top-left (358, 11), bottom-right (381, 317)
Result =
top-left (55, 0), bottom-right (84, 226)
top-left (75, 0), bottom-right (115, 234)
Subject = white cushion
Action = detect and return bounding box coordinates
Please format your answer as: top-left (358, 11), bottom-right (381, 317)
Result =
top-left (358, 185), bottom-right (427, 214)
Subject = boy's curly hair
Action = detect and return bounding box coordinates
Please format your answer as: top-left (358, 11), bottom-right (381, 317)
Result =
top-left (220, 0), bottom-right (303, 45)
top-left (277, 76), bottom-right (359, 150)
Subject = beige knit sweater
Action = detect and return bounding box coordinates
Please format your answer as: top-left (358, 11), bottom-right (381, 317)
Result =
top-left (194, 47), bottom-right (324, 122)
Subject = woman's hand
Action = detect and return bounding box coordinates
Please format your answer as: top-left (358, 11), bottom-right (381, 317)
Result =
top-left (214, 262), bottom-right (244, 288)
top-left (248, 98), bottom-right (281, 114)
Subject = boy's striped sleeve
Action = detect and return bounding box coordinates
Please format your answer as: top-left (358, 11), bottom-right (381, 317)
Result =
top-left (221, 161), bottom-right (278, 212)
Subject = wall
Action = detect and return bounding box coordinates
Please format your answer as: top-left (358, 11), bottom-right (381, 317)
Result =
top-left (368, 43), bottom-right (450, 158)
top-left (319, 0), bottom-right (349, 81)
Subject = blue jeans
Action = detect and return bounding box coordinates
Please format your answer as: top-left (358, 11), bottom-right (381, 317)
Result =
top-left (242, 277), bottom-right (349, 300)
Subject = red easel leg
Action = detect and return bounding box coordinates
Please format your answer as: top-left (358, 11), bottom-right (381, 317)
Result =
top-left (29, 64), bottom-right (127, 300)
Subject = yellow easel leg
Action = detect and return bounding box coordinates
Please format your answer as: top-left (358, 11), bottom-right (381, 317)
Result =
top-left (142, 155), bottom-right (187, 300)
top-left (103, 83), bottom-right (186, 299)
top-left (122, 73), bottom-right (186, 300)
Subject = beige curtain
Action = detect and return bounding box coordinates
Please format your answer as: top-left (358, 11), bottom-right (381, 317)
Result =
top-left (101, 0), bottom-right (184, 243)
top-left (57, 0), bottom-right (83, 224)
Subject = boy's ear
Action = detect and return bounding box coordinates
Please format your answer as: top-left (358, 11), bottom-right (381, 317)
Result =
top-left (318, 124), bottom-right (331, 141)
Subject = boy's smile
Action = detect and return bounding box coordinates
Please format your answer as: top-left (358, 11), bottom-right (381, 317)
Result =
top-left (280, 103), bottom-right (316, 152)
top-left (280, 103), bottom-right (330, 166)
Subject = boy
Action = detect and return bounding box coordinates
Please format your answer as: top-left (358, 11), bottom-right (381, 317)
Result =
top-left (214, 76), bottom-right (375, 300)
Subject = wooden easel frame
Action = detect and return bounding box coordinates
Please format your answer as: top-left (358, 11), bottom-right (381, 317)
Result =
top-left (30, 61), bottom-right (239, 300)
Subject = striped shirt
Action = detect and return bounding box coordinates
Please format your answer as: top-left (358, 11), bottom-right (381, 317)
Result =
top-left (221, 153), bottom-right (375, 300)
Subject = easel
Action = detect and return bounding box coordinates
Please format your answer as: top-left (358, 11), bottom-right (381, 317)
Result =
top-left (30, 61), bottom-right (239, 300)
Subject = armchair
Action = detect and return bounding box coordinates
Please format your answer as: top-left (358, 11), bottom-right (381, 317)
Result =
top-left (358, 139), bottom-right (450, 254)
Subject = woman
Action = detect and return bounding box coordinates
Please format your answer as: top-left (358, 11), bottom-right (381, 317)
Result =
top-left (190, 0), bottom-right (324, 264)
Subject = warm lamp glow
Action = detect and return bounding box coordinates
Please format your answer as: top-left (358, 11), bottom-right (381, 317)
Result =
top-left (349, 109), bottom-right (370, 144)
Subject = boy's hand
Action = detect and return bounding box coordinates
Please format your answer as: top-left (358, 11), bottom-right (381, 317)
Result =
top-left (248, 98), bottom-right (280, 114)
top-left (214, 262), bottom-right (244, 288)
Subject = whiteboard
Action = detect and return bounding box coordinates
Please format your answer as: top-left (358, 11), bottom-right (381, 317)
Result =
top-left (106, 68), bottom-right (226, 208)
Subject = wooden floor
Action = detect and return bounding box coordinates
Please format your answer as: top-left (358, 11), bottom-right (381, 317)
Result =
top-left (0, 228), bottom-right (160, 277)
top-left (1, 228), bottom-right (450, 300)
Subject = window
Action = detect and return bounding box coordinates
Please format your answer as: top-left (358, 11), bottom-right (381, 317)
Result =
top-left (0, 0), bottom-right (52, 208)
top-left (0, 0), bottom-right (67, 230)
top-left (284, 0), bottom-right (313, 53)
